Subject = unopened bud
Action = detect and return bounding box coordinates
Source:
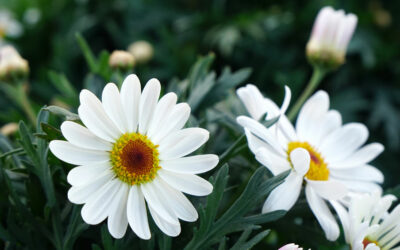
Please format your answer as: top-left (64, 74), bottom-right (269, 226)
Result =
top-left (0, 45), bottom-right (29, 82)
top-left (109, 50), bottom-right (135, 71)
top-left (127, 41), bottom-right (154, 64)
top-left (0, 122), bottom-right (19, 136)
top-left (306, 7), bottom-right (357, 71)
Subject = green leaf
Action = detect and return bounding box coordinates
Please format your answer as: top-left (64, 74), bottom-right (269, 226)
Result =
top-left (76, 33), bottom-right (98, 73)
top-left (231, 229), bottom-right (270, 250)
top-left (48, 71), bottom-right (77, 98)
top-left (187, 72), bottom-right (216, 113)
top-left (44, 105), bottom-right (80, 121)
top-left (35, 123), bottom-right (63, 141)
top-left (188, 53), bottom-right (215, 92)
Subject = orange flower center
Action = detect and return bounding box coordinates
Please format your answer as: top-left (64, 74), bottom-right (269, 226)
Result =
top-left (362, 238), bottom-right (379, 248)
top-left (287, 141), bottom-right (329, 181)
top-left (110, 133), bottom-right (160, 185)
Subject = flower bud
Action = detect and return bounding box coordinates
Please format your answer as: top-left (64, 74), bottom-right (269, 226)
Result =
top-left (0, 122), bottom-right (18, 136)
top-left (109, 50), bottom-right (135, 71)
top-left (306, 7), bottom-right (357, 70)
top-left (127, 40), bottom-right (154, 64)
top-left (0, 45), bottom-right (29, 82)
top-left (0, 10), bottom-right (22, 38)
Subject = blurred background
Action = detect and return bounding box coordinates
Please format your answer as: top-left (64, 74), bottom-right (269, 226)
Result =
top-left (0, 0), bottom-right (399, 248)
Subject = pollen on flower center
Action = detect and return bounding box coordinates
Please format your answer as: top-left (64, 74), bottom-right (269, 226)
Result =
top-left (287, 141), bottom-right (329, 181)
top-left (110, 133), bottom-right (160, 185)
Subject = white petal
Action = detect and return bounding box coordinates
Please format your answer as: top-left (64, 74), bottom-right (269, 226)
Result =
top-left (138, 78), bottom-right (161, 134)
top-left (313, 110), bottom-right (342, 147)
top-left (79, 89), bottom-right (121, 141)
top-left (290, 148), bottom-right (310, 176)
top-left (330, 200), bottom-right (350, 243)
top-left (339, 179), bottom-right (382, 193)
top-left (157, 169), bottom-right (213, 196)
top-left (255, 147), bottom-right (291, 176)
top-left (158, 128), bottom-right (209, 160)
top-left (141, 180), bottom-right (179, 224)
top-left (147, 92), bottom-right (177, 139)
top-left (280, 86), bottom-right (292, 115)
top-left (107, 183), bottom-right (129, 239)
top-left (262, 171), bottom-right (303, 213)
top-left (305, 184), bottom-right (340, 241)
top-left (148, 205), bottom-right (181, 237)
top-left (68, 171), bottom-right (114, 204)
top-left (319, 123), bottom-right (369, 163)
top-left (236, 84), bottom-right (267, 120)
top-left (153, 178), bottom-right (198, 222)
top-left (160, 154), bottom-right (218, 174)
top-left (81, 179), bottom-right (121, 225)
top-left (306, 179), bottom-right (347, 200)
top-left (61, 121), bottom-right (112, 151)
top-left (330, 165), bottom-right (384, 183)
top-left (150, 103), bottom-right (191, 144)
top-left (67, 161), bottom-right (111, 186)
top-left (49, 140), bottom-right (109, 165)
top-left (237, 116), bottom-right (285, 156)
top-left (296, 91), bottom-right (329, 142)
top-left (329, 143), bottom-right (384, 168)
top-left (102, 83), bottom-right (128, 133)
top-left (120, 74), bottom-right (141, 132)
top-left (127, 185), bottom-right (151, 240)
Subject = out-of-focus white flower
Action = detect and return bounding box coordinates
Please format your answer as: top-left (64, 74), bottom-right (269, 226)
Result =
top-left (306, 7), bottom-right (357, 69)
top-left (0, 45), bottom-right (29, 81)
top-left (109, 50), bottom-right (135, 70)
top-left (23, 8), bottom-right (41, 25)
top-left (128, 41), bottom-right (154, 64)
top-left (0, 122), bottom-right (19, 136)
top-left (236, 84), bottom-right (384, 241)
top-left (332, 191), bottom-right (400, 250)
top-left (49, 74), bottom-right (219, 239)
top-left (0, 10), bottom-right (22, 38)
top-left (279, 243), bottom-right (303, 250)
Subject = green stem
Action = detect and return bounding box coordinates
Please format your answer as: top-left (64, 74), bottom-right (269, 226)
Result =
top-left (287, 67), bottom-right (326, 121)
top-left (17, 83), bottom-right (37, 126)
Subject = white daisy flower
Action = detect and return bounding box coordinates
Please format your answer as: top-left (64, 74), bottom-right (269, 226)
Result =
top-left (332, 191), bottom-right (400, 250)
top-left (279, 243), bottom-right (303, 250)
top-left (236, 84), bottom-right (384, 241)
top-left (0, 10), bottom-right (22, 39)
top-left (49, 74), bottom-right (219, 239)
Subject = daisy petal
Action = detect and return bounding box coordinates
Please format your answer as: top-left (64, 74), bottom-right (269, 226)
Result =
top-left (255, 147), bottom-right (291, 176)
top-left (339, 179), bottom-right (382, 193)
top-left (158, 169), bottom-right (213, 196)
top-left (138, 78), bottom-right (161, 134)
top-left (81, 179), bottom-right (120, 225)
top-left (290, 147), bottom-right (310, 176)
top-left (79, 90), bottom-right (120, 141)
top-left (262, 171), bottom-right (302, 213)
top-left (306, 179), bottom-right (347, 200)
top-left (68, 171), bottom-right (114, 204)
top-left (236, 84), bottom-right (267, 120)
top-left (107, 183), bottom-right (129, 239)
top-left (305, 184), bottom-right (340, 241)
top-left (61, 121), bottom-right (112, 151)
top-left (314, 110), bottom-right (342, 147)
top-left (127, 185), bottom-right (151, 240)
top-left (147, 92), bottom-right (177, 139)
top-left (160, 154), bottom-right (218, 174)
top-left (330, 200), bottom-right (350, 243)
top-left (330, 143), bottom-right (384, 168)
top-left (120, 74), bottom-right (141, 132)
top-left (330, 165), bottom-right (384, 183)
top-left (148, 205), bottom-right (181, 237)
top-left (158, 128), bottom-right (209, 160)
top-left (49, 141), bottom-right (108, 165)
top-left (67, 161), bottom-right (111, 186)
top-left (102, 83), bottom-right (128, 133)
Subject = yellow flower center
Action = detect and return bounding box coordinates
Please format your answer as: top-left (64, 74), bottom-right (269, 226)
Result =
top-left (110, 133), bottom-right (160, 185)
top-left (287, 141), bottom-right (329, 181)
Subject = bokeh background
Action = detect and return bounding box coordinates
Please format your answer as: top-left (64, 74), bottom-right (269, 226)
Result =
top-left (0, 0), bottom-right (399, 249)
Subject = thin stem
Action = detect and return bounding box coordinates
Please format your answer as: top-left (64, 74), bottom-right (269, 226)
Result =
top-left (17, 83), bottom-right (37, 126)
top-left (287, 67), bottom-right (326, 121)
top-left (219, 134), bottom-right (246, 165)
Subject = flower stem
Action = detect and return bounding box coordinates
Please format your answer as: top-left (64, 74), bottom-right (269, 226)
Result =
top-left (17, 83), bottom-right (37, 126)
top-left (287, 67), bottom-right (326, 121)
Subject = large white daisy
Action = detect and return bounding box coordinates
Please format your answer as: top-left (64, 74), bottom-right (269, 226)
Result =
top-left (49, 74), bottom-right (219, 239)
top-left (332, 191), bottom-right (400, 250)
top-left (236, 84), bottom-right (384, 240)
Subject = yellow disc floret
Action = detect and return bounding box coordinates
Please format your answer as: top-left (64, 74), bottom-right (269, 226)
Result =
top-left (287, 141), bottom-right (329, 181)
top-left (110, 133), bottom-right (160, 185)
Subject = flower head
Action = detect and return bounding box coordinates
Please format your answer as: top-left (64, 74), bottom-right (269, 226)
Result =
top-left (0, 45), bottom-right (29, 81)
top-left (236, 84), bottom-right (383, 241)
top-left (128, 40), bottom-right (154, 64)
top-left (0, 10), bottom-right (22, 39)
top-left (109, 50), bottom-right (135, 70)
top-left (279, 243), bottom-right (303, 250)
top-left (333, 191), bottom-right (400, 250)
top-left (306, 7), bottom-right (357, 70)
top-left (49, 74), bottom-right (219, 239)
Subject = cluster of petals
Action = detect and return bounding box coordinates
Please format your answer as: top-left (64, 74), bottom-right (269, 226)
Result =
top-left (236, 84), bottom-right (384, 241)
top-left (279, 243), bottom-right (304, 250)
top-left (50, 74), bottom-right (218, 239)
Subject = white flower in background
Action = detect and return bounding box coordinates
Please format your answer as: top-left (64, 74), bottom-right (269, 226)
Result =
top-left (279, 243), bottom-right (303, 250)
top-left (306, 7), bottom-right (357, 69)
top-left (128, 40), bottom-right (154, 64)
top-left (23, 8), bottom-right (41, 26)
top-left (332, 191), bottom-right (400, 250)
top-left (109, 50), bottom-right (135, 70)
top-left (236, 84), bottom-right (384, 241)
top-left (49, 74), bottom-right (219, 239)
top-left (0, 45), bottom-right (29, 81)
top-left (0, 10), bottom-right (22, 39)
